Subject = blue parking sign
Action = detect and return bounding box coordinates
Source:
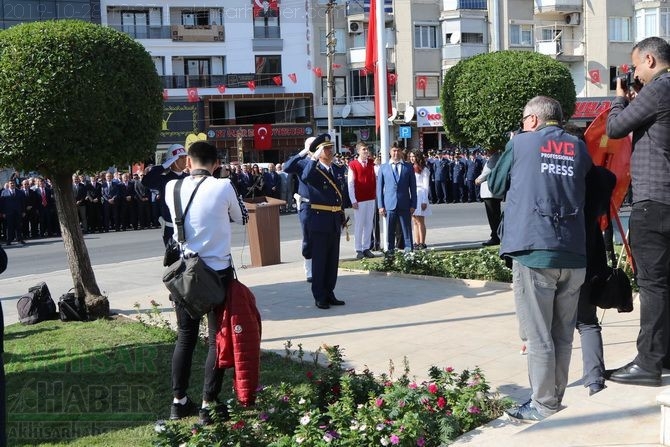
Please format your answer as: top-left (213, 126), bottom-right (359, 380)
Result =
top-left (399, 126), bottom-right (411, 139)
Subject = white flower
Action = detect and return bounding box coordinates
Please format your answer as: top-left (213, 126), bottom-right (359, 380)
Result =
top-left (296, 437), bottom-right (305, 444)
top-left (323, 433), bottom-right (333, 443)
top-left (376, 423), bottom-right (385, 431)
top-left (298, 398), bottom-right (306, 405)
top-left (154, 420), bottom-right (166, 433)
top-left (300, 414), bottom-right (311, 425)
top-left (268, 407), bottom-right (276, 413)
top-left (359, 424), bottom-right (367, 431)
top-left (350, 420), bottom-right (359, 430)
top-left (380, 436), bottom-right (390, 446)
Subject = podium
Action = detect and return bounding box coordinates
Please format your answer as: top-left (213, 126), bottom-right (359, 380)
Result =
top-left (243, 196), bottom-right (286, 267)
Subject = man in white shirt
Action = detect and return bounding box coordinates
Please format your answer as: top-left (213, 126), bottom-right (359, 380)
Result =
top-left (164, 141), bottom-right (245, 425)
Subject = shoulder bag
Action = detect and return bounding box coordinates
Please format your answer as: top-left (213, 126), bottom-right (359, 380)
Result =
top-left (162, 176), bottom-right (226, 319)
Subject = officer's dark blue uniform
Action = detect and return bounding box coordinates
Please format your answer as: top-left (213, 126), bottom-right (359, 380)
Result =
top-left (293, 134), bottom-right (346, 309)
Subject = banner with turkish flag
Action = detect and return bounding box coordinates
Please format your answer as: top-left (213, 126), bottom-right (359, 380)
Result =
top-left (254, 124), bottom-right (272, 150)
top-left (217, 85), bottom-right (226, 94)
top-left (273, 75), bottom-right (282, 86)
top-left (588, 69), bottom-right (600, 84)
top-left (253, 0), bottom-right (278, 17)
top-left (416, 76), bottom-right (428, 90)
top-left (364, 0), bottom-right (391, 130)
top-left (288, 73), bottom-right (297, 83)
top-left (163, 89), bottom-right (169, 100)
top-left (186, 87), bottom-right (199, 102)
top-left (247, 80), bottom-right (256, 91)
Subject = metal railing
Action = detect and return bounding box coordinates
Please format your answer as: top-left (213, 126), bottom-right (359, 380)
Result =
top-left (107, 24), bottom-right (171, 39)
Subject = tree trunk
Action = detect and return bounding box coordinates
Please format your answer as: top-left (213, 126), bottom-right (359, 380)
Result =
top-left (50, 171), bottom-right (109, 319)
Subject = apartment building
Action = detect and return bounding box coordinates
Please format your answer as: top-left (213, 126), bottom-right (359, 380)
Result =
top-left (102, 0), bottom-right (317, 163)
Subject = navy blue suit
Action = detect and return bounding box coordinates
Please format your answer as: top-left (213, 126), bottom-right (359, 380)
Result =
top-left (1, 188), bottom-right (26, 243)
top-left (377, 161), bottom-right (417, 251)
top-left (283, 154), bottom-right (312, 260)
top-left (300, 160), bottom-right (346, 306)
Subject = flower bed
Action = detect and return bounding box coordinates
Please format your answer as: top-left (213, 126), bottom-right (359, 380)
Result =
top-left (154, 345), bottom-right (512, 446)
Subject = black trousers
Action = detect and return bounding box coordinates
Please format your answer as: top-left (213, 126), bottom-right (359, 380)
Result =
top-left (630, 201), bottom-right (670, 373)
top-left (171, 268), bottom-right (232, 401)
top-left (483, 198), bottom-right (502, 241)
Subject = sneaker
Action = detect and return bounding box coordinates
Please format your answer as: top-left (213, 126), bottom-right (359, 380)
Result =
top-left (169, 397), bottom-right (199, 420)
top-left (506, 400), bottom-right (547, 422)
top-left (199, 402), bottom-right (230, 426)
top-left (363, 249), bottom-right (375, 258)
top-left (356, 251), bottom-right (365, 260)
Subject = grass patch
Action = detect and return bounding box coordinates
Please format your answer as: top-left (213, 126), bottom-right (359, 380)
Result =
top-left (5, 318), bottom-right (320, 446)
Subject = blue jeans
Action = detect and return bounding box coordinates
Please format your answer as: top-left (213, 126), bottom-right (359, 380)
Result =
top-left (512, 261), bottom-right (585, 415)
top-left (630, 200), bottom-right (670, 373)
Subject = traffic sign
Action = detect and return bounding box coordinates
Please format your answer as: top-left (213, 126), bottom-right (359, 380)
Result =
top-left (399, 126), bottom-right (411, 139)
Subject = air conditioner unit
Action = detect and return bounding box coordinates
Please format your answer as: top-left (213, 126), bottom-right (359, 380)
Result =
top-left (348, 20), bottom-right (363, 34)
top-left (565, 12), bottom-right (580, 25)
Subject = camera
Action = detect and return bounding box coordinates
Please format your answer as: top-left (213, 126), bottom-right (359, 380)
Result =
top-left (610, 68), bottom-right (642, 91)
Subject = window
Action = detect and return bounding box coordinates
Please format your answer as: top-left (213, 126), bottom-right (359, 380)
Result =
top-left (661, 8), bottom-right (670, 38)
top-left (182, 10), bottom-right (209, 27)
top-left (414, 25), bottom-right (438, 49)
top-left (321, 77), bottom-right (347, 105)
top-left (254, 3), bottom-right (280, 38)
top-left (609, 17), bottom-right (632, 42)
top-left (415, 75), bottom-right (440, 99)
top-left (510, 24), bottom-right (533, 46)
top-left (184, 59), bottom-right (210, 87)
top-left (121, 10), bottom-right (148, 38)
top-left (461, 32), bottom-right (483, 44)
top-left (457, 0), bottom-right (487, 9)
top-left (320, 29), bottom-right (346, 54)
top-left (350, 70), bottom-right (374, 101)
top-left (255, 55), bottom-right (282, 86)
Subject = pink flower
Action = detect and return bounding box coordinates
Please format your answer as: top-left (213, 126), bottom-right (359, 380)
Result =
top-left (390, 434), bottom-right (400, 444)
top-left (437, 396), bottom-right (446, 409)
top-left (416, 437), bottom-right (426, 446)
top-left (445, 366), bottom-right (454, 373)
top-left (232, 419), bottom-right (246, 429)
top-left (375, 397), bottom-right (384, 408)
top-left (408, 382), bottom-right (418, 389)
top-left (191, 428), bottom-right (198, 435)
top-left (468, 406), bottom-right (481, 414)
top-left (398, 400), bottom-right (406, 408)
top-left (428, 383), bottom-right (438, 394)
top-left (306, 371), bottom-right (314, 379)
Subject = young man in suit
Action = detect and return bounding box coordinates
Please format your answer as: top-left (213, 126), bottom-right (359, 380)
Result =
top-left (377, 141), bottom-right (417, 252)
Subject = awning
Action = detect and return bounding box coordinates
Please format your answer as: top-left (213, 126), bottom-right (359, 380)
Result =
top-left (316, 118), bottom-right (376, 127)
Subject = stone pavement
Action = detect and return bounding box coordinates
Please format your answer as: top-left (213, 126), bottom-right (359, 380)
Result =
top-left (0, 223), bottom-right (664, 446)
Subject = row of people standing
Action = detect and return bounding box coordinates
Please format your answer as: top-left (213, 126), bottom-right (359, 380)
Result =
top-left (427, 150), bottom-right (485, 204)
top-left (0, 177), bottom-right (57, 244)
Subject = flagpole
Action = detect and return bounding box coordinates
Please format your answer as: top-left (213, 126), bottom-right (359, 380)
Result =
top-left (326, 0), bottom-right (336, 146)
top-left (375, 0), bottom-right (390, 250)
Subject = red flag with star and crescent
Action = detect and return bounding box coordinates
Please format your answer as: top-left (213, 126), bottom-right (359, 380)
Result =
top-left (254, 124), bottom-right (272, 150)
top-left (365, 0), bottom-right (392, 130)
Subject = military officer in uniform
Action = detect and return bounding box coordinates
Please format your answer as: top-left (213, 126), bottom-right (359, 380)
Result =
top-left (287, 134), bottom-right (347, 309)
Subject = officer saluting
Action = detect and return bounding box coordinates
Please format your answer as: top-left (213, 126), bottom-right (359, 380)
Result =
top-left (289, 134), bottom-right (347, 309)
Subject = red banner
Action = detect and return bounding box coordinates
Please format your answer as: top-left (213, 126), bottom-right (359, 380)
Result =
top-left (416, 76), bottom-right (427, 90)
top-left (253, 124), bottom-right (273, 150)
top-left (272, 75), bottom-right (282, 86)
top-left (253, 0), bottom-right (278, 17)
top-left (186, 87), bottom-right (199, 103)
top-left (247, 80), bottom-right (256, 91)
top-left (217, 85), bottom-right (226, 94)
top-left (588, 69), bottom-right (600, 84)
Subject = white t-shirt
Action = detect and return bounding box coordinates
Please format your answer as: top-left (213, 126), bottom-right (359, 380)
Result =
top-left (165, 176), bottom-right (244, 271)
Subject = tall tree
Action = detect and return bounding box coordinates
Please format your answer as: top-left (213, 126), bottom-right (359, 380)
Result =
top-left (0, 20), bottom-right (163, 318)
top-left (441, 51), bottom-right (576, 151)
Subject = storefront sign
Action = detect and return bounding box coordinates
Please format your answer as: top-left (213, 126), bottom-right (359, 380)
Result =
top-left (206, 125), bottom-right (314, 140)
top-left (571, 98), bottom-right (612, 120)
top-left (160, 102), bottom-right (203, 144)
top-left (416, 106), bottom-right (443, 128)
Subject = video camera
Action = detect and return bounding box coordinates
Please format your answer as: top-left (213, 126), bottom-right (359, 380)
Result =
top-left (610, 67), bottom-right (643, 91)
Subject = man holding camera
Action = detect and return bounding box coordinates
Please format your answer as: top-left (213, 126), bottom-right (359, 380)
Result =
top-left (606, 37), bottom-right (670, 387)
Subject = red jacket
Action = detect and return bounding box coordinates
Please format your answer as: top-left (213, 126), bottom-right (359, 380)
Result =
top-left (216, 278), bottom-right (262, 406)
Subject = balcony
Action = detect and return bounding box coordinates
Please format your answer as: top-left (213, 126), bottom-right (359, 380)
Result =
top-left (442, 0), bottom-right (487, 10)
top-left (535, 38), bottom-right (584, 62)
top-left (108, 24), bottom-right (171, 39)
top-left (161, 75), bottom-right (227, 89)
top-left (171, 25), bottom-right (224, 42)
top-left (534, 0), bottom-right (582, 14)
top-left (441, 43), bottom-right (487, 60)
top-left (347, 48), bottom-right (395, 67)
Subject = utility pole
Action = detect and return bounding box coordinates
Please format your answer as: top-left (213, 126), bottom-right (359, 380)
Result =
top-left (326, 0), bottom-right (336, 149)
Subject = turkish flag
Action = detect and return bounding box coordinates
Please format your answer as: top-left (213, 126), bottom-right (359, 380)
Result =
top-left (621, 64), bottom-right (629, 73)
top-left (332, 63), bottom-right (342, 69)
top-left (312, 67), bottom-right (323, 77)
top-left (416, 76), bottom-right (428, 90)
top-left (364, 0), bottom-right (392, 131)
top-left (186, 87), bottom-right (199, 102)
top-left (254, 124), bottom-right (272, 150)
top-left (387, 72), bottom-right (397, 85)
top-left (253, 0), bottom-right (278, 17)
top-left (588, 69), bottom-right (601, 84)
top-left (247, 80), bottom-right (256, 91)
top-left (288, 73), bottom-right (297, 83)
top-left (273, 75), bottom-right (282, 86)
top-left (217, 84), bottom-right (226, 94)
top-left (162, 89), bottom-right (169, 100)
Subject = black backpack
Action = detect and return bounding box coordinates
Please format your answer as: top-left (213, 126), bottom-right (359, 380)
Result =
top-left (58, 290), bottom-right (87, 322)
top-left (17, 282), bottom-right (58, 325)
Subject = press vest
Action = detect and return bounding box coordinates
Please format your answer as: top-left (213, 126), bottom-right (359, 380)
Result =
top-left (349, 159), bottom-right (376, 202)
top-left (500, 125), bottom-right (592, 257)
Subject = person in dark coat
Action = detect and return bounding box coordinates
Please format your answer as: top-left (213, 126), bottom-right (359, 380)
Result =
top-left (20, 179), bottom-right (38, 239)
top-left (262, 163), bottom-right (280, 199)
top-left (1, 182), bottom-right (26, 244)
top-left (87, 174), bottom-right (104, 233)
top-left (34, 178), bottom-right (54, 237)
top-left (72, 174), bottom-right (89, 234)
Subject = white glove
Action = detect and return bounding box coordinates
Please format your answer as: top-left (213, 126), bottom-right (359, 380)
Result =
top-left (299, 147), bottom-right (310, 157)
top-left (312, 147), bottom-right (323, 160)
top-left (161, 160), bottom-right (172, 169)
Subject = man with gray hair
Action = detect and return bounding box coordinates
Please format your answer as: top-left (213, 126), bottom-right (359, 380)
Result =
top-left (606, 36), bottom-right (670, 387)
top-left (489, 96), bottom-right (592, 421)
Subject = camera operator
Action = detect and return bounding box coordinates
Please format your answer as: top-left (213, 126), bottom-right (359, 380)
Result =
top-left (606, 36), bottom-right (670, 387)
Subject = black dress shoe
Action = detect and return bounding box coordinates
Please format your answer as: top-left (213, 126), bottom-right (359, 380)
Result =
top-left (315, 301), bottom-right (330, 309)
top-left (328, 296), bottom-right (345, 305)
top-left (482, 238), bottom-right (500, 247)
top-left (306, 277), bottom-right (313, 283)
top-left (607, 361), bottom-right (661, 387)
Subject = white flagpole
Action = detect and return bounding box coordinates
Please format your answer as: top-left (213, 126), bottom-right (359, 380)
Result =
top-left (375, 0), bottom-right (390, 250)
